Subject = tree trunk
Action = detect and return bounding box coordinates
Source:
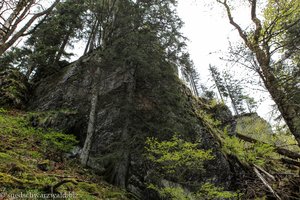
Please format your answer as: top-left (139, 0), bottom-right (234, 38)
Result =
top-left (224, 78), bottom-right (239, 115)
top-left (55, 29), bottom-right (71, 63)
top-left (260, 63), bottom-right (300, 146)
top-left (84, 19), bottom-right (97, 55)
top-left (80, 67), bottom-right (101, 166)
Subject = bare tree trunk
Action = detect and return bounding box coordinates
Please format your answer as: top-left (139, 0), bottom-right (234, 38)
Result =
top-left (84, 19), bottom-right (97, 55)
top-left (80, 67), bottom-right (101, 166)
top-left (224, 78), bottom-right (239, 115)
top-left (190, 73), bottom-right (199, 97)
top-left (2, 0), bottom-right (33, 36)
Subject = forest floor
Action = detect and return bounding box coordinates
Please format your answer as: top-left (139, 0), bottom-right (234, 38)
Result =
top-left (0, 108), bottom-right (130, 200)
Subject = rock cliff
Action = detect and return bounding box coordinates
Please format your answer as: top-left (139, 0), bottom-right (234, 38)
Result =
top-left (29, 50), bottom-right (236, 199)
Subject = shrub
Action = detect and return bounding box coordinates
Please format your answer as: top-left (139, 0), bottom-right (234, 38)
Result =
top-left (42, 131), bottom-right (78, 160)
top-left (145, 134), bottom-right (214, 174)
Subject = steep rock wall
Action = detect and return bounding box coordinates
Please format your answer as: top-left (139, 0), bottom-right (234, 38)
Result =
top-left (29, 52), bottom-right (235, 199)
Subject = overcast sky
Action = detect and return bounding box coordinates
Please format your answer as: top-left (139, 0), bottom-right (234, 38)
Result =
top-left (177, 0), bottom-right (276, 123)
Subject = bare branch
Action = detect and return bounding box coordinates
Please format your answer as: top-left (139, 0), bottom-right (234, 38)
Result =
top-left (253, 166), bottom-right (282, 200)
top-left (0, 0), bottom-right (60, 56)
top-left (250, 0), bottom-right (262, 44)
top-left (217, 0), bottom-right (249, 45)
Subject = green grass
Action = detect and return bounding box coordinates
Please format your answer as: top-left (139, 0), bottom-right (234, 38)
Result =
top-left (0, 108), bottom-right (129, 200)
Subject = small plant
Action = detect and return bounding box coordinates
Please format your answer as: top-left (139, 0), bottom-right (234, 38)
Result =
top-left (145, 134), bottom-right (214, 174)
top-left (42, 131), bottom-right (78, 160)
top-left (196, 183), bottom-right (240, 200)
top-left (222, 134), bottom-right (275, 167)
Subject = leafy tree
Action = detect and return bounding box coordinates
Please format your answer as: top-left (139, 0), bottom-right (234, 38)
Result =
top-left (0, 0), bottom-right (86, 81)
top-left (243, 96), bottom-right (258, 113)
top-left (216, 0), bottom-right (300, 145)
top-left (0, 68), bottom-right (28, 108)
top-left (179, 53), bottom-right (200, 96)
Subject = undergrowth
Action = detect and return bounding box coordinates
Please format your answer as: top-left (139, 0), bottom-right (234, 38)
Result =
top-left (0, 108), bottom-right (129, 200)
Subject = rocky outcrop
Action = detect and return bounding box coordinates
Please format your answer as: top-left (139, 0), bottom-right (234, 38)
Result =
top-left (29, 51), bottom-right (236, 199)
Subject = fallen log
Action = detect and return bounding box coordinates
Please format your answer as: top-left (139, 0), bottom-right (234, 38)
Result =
top-left (280, 158), bottom-right (300, 167)
top-left (236, 133), bottom-right (300, 160)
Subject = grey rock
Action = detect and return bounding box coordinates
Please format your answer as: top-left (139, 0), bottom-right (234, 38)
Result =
top-left (28, 52), bottom-right (239, 199)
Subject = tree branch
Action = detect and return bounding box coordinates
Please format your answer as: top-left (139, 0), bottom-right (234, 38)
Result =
top-left (253, 166), bottom-right (282, 200)
top-left (0, 0), bottom-right (60, 56)
top-left (217, 0), bottom-right (249, 45)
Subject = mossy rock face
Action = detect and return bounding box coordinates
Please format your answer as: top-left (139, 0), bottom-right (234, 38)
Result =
top-left (28, 51), bottom-right (236, 199)
top-left (0, 110), bottom-right (129, 199)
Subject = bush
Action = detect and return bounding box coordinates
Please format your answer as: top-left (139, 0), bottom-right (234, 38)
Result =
top-left (145, 134), bottom-right (237, 199)
top-left (145, 134), bottom-right (214, 174)
top-left (42, 131), bottom-right (78, 160)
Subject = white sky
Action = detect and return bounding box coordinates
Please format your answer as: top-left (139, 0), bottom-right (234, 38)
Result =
top-left (177, 0), bottom-right (276, 123)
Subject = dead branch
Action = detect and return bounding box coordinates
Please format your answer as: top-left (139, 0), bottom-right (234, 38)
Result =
top-left (253, 166), bottom-right (282, 200)
top-left (253, 164), bottom-right (276, 181)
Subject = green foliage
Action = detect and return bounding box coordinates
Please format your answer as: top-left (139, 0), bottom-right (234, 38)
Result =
top-left (223, 133), bottom-right (275, 167)
top-left (0, 107), bottom-right (7, 113)
top-left (196, 108), bottom-right (221, 127)
top-left (145, 134), bottom-right (214, 174)
top-left (223, 114), bottom-right (297, 167)
top-left (236, 115), bottom-right (300, 152)
top-left (196, 183), bottom-right (240, 200)
top-left (145, 134), bottom-right (238, 199)
top-left (272, 126), bottom-right (300, 152)
top-left (0, 68), bottom-right (28, 108)
top-left (236, 115), bottom-right (273, 138)
top-left (148, 181), bottom-right (239, 200)
top-left (148, 184), bottom-right (193, 200)
top-left (41, 131), bottom-right (78, 160)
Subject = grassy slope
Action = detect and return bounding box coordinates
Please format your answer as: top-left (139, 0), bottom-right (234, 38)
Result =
top-left (0, 108), bottom-right (130, 200)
